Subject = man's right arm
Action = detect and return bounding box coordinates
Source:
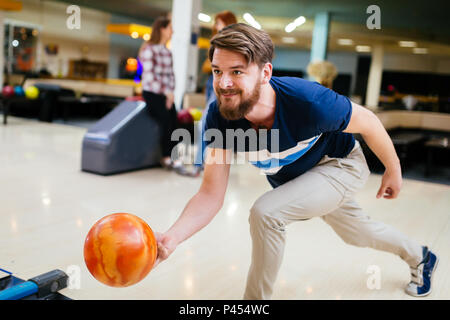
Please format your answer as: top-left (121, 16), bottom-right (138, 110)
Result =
top-left (154, 148), bottom-right (231, 266)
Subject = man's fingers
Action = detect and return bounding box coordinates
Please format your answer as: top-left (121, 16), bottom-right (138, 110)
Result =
top-left (382, 187), bottom-right (392, 199)
top-left (153, 246), bottom-right (165, 269)
top-left (384, 187), bottom-right (399, 199)
top-left (378, 186), bottom-right (399, 199)
top-left (376, 185), bottom-right (386, 199)
top-left (157, 242), bottom-right (168, 259)
top-left (152, 233), bottom-right (175, 270)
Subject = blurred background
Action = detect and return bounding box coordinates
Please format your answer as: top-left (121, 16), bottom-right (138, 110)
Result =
top-left (0, 0), bottom-right (449, 182)
top-left (0, 0), bottom-right (449, 301)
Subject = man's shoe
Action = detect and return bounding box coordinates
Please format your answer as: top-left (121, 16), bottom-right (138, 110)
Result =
top-left (405, 246), bottom-right (438, 297)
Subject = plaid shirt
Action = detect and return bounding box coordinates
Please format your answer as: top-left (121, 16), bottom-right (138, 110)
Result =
top-left (139, 44), bottom-right (175, 94)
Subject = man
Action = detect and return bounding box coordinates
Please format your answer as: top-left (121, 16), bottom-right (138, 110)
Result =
top-left (154, 23), bottom-right (438, 299)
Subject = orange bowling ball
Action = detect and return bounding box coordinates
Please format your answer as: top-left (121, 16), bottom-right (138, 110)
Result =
top-left (84, 213), bottom-right (157, 287)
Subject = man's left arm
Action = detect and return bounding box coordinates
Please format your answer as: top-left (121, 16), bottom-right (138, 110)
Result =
top-left (343, 102), bottom-right (402, 199)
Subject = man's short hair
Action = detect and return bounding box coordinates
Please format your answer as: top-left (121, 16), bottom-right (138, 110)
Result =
top-left (209, 23), bottom-right (274, 68)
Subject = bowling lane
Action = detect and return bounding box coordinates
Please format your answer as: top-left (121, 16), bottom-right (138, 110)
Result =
top-left (1, 116), bottom-right (449, 299)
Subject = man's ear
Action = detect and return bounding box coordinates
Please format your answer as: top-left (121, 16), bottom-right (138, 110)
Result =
top-left (261, 62), bottom-right (273, 84)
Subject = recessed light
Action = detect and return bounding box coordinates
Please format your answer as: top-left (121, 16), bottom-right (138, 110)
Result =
top-left (282, 37), bottom-right (297, 43)
top-left (294, 16), bottom-right (306, 26)
top-left (285, 23), bottom-right (296, 33)
top-left (413, 48), bottom-right (428, 54)
top-left (356, 45), bottom-right (371, 52)
top-left (198, 13), bottom-right (211, 23)
top-left (399, 41), bottom-right (417, 47)
top-left (337, 39), bottom-right (353, 46)
top-left (285, 16), bottom-right (306, 33)
top-left (243, 13), bottom-right (261, 30)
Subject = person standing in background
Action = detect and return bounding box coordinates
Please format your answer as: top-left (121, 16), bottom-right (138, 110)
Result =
top-left (306, 60), bottom-right (338, 89)
top-left (192, 11), bottom-right (237, 176)
top-left (139, 16), bottom-right (192, 176)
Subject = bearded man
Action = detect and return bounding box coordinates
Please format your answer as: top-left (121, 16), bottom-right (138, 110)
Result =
top-left (153, 23), bottom-right (438, 299)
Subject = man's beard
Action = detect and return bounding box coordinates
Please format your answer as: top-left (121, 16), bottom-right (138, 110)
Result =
top-left (216, 82), bottom-right (261, 121)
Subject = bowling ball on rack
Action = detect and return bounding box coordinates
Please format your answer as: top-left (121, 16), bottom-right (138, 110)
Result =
top-left (177, 109), bottom-right (194, 124)
top-left (25, 86), bottom-right (40, 99)
top-left (14, 86), bottom-right (25, 97)
top-left (188, 108), bottom-right (203, 122)
top-left (2, 85), bottom-right (15, 98)
top-left (84, 213), bottom-right (158, 287)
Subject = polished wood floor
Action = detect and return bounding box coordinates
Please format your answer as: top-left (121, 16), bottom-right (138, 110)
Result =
top-left (1, 116), bottom-right (449, 300)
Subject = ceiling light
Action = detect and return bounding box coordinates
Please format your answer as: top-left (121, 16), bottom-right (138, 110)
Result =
top-left (198, 13), bottom-right (211, 23)
top-left (243, 13), bottom-right (261, 29)
top-left (12, 40), bottom-right (19, 47)
top-left (143, 33), bottom-right (150, 41)
top-left (337, 38), bottom-right (353, 46)
top-left (285, 16), bottom-right (306, 33)
top-left (356, 45), bottom-right (371, 52)
top-left (130, 31), bottom-right (139, 39)
top-left (399, 41), bottom-right (417, 47)
top-left (294, 16), bottom-right (306, 26)
top-left (285, 23), bottom-right (296, 33)
top-left (413, 48), bottom-right (428, 54)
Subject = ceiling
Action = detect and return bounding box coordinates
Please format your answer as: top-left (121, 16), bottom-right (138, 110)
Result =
top-left (51, 0), bottom-right (450, 55)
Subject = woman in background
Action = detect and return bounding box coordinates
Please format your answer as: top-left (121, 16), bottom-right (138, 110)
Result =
top-left (139, 16), bottom-right (191, 175)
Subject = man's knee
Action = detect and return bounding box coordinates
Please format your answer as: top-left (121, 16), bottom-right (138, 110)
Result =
top-left (249, 199), bottom-right (285, 231)
top-left (249, 200), bottom-right (266, 224)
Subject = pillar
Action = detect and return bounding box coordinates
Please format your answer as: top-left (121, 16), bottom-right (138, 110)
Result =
top-left (310, 12), bottom-right (330, 64)
top-left (171, 0), bottom-right (201, 110)
top-left (365, 44), bottom-right (383, 108)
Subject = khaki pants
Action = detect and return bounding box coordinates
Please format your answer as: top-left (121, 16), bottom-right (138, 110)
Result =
top-left (244, 141), bottom-right (423, 300)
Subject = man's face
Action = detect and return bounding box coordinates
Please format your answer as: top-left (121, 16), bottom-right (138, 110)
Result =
top-left (211, 48), bottom-right (262, 120)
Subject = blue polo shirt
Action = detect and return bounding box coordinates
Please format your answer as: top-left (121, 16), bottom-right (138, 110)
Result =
top-left (204, 76), bottom-right (355, 188)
